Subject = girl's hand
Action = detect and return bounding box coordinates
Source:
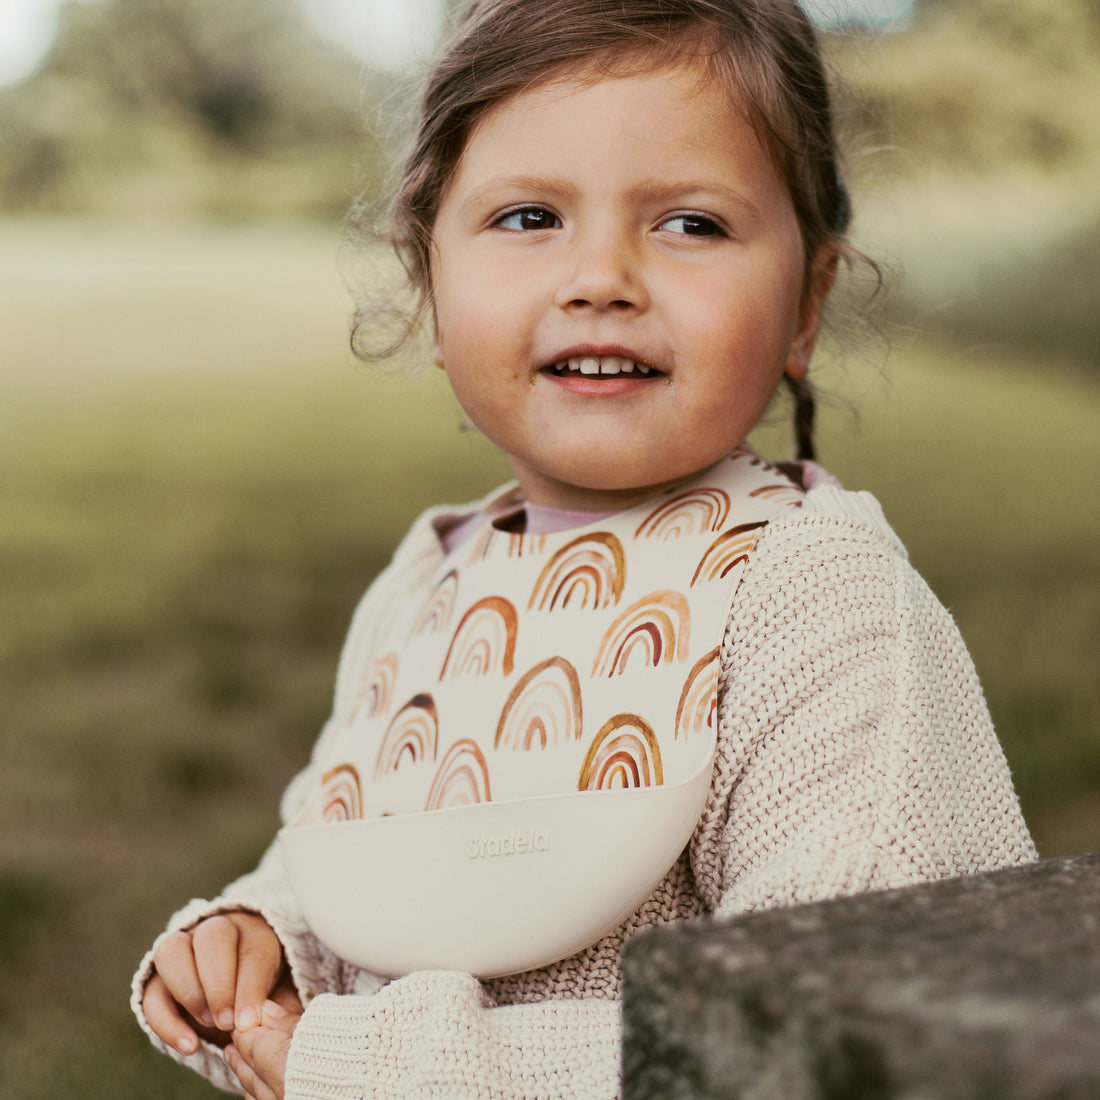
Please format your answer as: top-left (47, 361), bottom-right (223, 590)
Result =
top-left (142, 911), bottom-right (290, 1057)
top-left (227, 999), bottom-right (300, 1100)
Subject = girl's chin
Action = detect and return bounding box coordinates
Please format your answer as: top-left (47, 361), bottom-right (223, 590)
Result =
top-left (510, 457), bottom-right (721, 513)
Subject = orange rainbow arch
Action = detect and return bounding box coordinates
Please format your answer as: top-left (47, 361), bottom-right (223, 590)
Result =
top-left (350, 652), bottom-right (399, 723)
top-left (578, 714), bottom-right (663, 790)
top-left (675, 647), bottom-right (721, 740)
top-left (425, 739), bottom-right (492, 810)
top-left (528, 532), bottom-right (626, 612)
top-left (494, 656), bottom-right (583, 750)
top-left (634, 487), bottom-right (731, 540)
top-left (592, 590), bottom-right (690, 677)
top-left (439, 596), bottom-right (518, 679)
top-left (749, 483), bottom-right (805, 508)
top-left (374, 693), bottom-right (439, 779)
top-left (468, 527), bottom-right (547, 563)
top-left (691, 521), bottom-right (769, 586)
top-left (409, 570), bottom-right (459, 638)
top-left (321, 763), bottom-right (362, 822)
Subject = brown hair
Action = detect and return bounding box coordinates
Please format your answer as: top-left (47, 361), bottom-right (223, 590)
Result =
top-left (354, 0), bottom-right (865, 459)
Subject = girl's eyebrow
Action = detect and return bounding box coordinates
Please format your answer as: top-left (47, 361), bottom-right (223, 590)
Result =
top-left (459, 175), bottom-right (762, 223)
top-left (629, 180), bottom-right (763, 224)
top-left (457, 175), bottom-right (575, 215)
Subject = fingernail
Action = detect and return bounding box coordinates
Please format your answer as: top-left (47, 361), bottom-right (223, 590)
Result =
top-left (262, 999), bottom-right (287, 1021)
top-left (200, 1009), bottom-right (215, 1028)
top-left (236, 1005), bottom-right (259, 1031)
top-left (217, 1008), bottom-right (235, 1030)
top-left (178, 1034), bottom-right (197, 1055)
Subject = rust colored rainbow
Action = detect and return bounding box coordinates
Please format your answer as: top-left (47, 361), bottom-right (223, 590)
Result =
top-left (675, 647), bottom-right (721, 740)
top-left (749, 483), bottom-right (805, 508)
top-left (350, 652), bottom-right (399, 723)
top-left (409, 570), bottom-right (459, 638)
top-left (634, 487), bottom-right (731, 540)
top-left (494, 656), bottom-right (583, 750)
top-left (321, 763), bottom-right (363, 822)
top-left (528, 532), bottom-right (626, 612)
top-left (425, 739), bottom-right (492, 810)
top-left (374, 693), bottom-right (439, 779)
top-left (578, 714), bottom-right (663, 790)
top-left (439, 596), bottom-right (518, 679)
top-left (592, 590), bottom-right (690, 677)
top-left (691, 521), bottom-right (769, 586)
top-left (468, 527), bottom-right (547, 563)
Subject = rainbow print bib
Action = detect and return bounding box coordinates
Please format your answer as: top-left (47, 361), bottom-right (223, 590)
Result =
top-left (304, 448), bottom-right (805, 824)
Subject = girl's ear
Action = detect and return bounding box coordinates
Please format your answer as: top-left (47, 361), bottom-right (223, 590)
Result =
top-left (433, 342), bottom-right (445, 369)
top-left (786, 246), bottom-right (837, 381)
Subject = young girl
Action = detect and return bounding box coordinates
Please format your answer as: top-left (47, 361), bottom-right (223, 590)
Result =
top-left (133, 1), bottom-right (1036, 1096)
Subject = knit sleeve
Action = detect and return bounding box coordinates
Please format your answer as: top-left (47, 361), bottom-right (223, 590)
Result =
top-left (285, 972), bottom-right (620, 1099)
top-left (690, 489), bottom-right (1037, 917)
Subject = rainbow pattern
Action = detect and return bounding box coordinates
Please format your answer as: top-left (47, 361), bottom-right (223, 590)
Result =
top-left (634, 487), bottom-right (731, 540)
top-left (691, 521), bottom-right (769, 586)
top-left (578, 714), bottom-right (663, 790)
top-left (425, 738), bottom-right (492, 810)
top-left (494, 656), bottom-right (583, 750)
top-left (374, 693), bottom-right (439, 779)
top-left (409, 570), bottom-right (459, 638)
top-left (528, 532), bottom-right (626, 611)
top-left (675, 647), bottom-right (721, 740)
top-left (440, 596), bottom-right (518, 679)
top-left (468, 527), bottom-right (548, 563)
top-left (320, 763), bottom-right (363, 822)
top-left (750, 483), bottom-right (806, 509)
top-left (592, 590), bottom-right (690, 677)
top-left (350, 652), bottom-right (399, 723)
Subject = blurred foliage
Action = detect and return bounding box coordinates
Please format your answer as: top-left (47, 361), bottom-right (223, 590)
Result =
top-left (830, 0), bottom-right (1100, 365)
top-left (0, 0), bottom-right (387, 218)
top-left (838, 0), bottom-right (1099, 173)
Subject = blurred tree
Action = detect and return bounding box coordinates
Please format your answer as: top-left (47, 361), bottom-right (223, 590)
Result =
top-left (0, 0), bottom-right (390, 218)
top-left (830, 0), bottom-right (1099, 366)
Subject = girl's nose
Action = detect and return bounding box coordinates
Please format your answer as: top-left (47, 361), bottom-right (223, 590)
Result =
top-left (553, 230), bottom-right (649, 313)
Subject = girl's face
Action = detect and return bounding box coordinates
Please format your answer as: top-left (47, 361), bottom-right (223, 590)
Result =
top-left (430, 61), bottom-right (831, 511)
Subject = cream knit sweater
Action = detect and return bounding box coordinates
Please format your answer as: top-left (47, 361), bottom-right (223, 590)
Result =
top-left (132, 483), bottom-right (1036, 1098)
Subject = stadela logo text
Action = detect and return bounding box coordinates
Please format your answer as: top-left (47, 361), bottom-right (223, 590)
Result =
top-left (467, 829), bottom-right (551, 860)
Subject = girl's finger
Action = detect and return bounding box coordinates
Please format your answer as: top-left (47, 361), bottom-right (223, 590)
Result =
top-left (226, 1042), bottom-right (279, 1100)
top-left (142, 973), bottom-right (200, 1057)
top-left (268, 974), bottom-right (304, 1018)
top-left (151, 931), bottom-right (215, 1031)
top-left (231, 915), bottom-right (286, 1031)
top-left (191, 915), bottom-right (243, 1031)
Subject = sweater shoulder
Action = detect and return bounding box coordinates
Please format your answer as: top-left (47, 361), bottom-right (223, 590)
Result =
top-left (775, 484), bottom-right (909, 560)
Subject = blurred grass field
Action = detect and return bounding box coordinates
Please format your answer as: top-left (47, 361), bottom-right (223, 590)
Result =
top-left (1, 220), bottom-right (1097, 1098)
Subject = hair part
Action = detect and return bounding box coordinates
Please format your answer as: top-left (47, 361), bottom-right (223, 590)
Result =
top-left (352, 0), bottom-right (879, 459)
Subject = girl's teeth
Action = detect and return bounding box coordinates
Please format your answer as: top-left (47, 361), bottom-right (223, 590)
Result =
top-left (560, 356), bottom-right (647, 375)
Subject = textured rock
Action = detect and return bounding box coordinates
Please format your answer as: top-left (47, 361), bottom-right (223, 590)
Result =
top-left (622, 853), bottom-right (1100, 1100)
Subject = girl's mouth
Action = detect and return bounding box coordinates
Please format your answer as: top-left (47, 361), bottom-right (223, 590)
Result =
top-left (545, 355), bottom-right (657, 378)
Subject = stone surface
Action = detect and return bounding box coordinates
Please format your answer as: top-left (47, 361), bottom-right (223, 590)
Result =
top-left (622, 853), bottom-right (1100, 1100)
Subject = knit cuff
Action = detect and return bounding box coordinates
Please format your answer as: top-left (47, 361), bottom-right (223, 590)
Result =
top-left (286, 972), bottom-right (621, 1100)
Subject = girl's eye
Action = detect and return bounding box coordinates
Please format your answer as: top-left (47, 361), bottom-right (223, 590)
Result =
top-left (494, 207), bottom-right (561, 231)
top-left (659, 213), bottom-right (725, 238)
